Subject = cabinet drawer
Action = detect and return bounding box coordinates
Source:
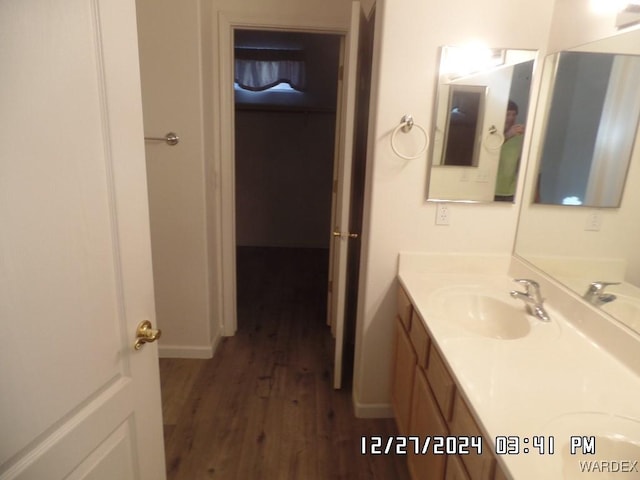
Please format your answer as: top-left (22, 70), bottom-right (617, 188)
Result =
top-left (397, 285), bottom-right (413, 330)
top-left (426, 344), bottom-right (456, 421)
top-left (446, 455), bottom-right (471, 480)
top-left (449, 394), bottom-right (495, 480)
top-left (409, 310), bottom-right (430, 368)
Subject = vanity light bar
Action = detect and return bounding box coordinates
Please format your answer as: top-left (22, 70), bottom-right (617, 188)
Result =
top-left (592, 0), bottom-right (640, 14)
top-left (617, 2), bottom-right (640, 28)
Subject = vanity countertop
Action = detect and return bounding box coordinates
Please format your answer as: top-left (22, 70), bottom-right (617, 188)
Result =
top-left (397, 253), bottom-right (640, 479)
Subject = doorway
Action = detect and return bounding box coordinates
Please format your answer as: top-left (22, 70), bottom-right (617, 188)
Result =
top-left (234, 30), bottom-right (340, 252)
top-left (219, 6), bottom-right (375, 388)
top-left (233, 29), bottom-right (342, 373)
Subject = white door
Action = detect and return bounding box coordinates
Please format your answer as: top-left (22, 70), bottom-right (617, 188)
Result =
top-left (0, 1), bottom-right (166, 479)
top-left (328, 1), bottom-right (361, 389)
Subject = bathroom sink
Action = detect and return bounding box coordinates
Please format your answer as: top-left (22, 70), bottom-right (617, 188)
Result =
top-left (429, 287), bottom-right (531, 339)
top-left (541, 413), bottom-right (640, 479)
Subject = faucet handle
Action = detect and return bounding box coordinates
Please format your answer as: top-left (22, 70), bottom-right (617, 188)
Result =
top-left (586, 281), bottom-right (621, 294)
top-left (513, 278), bottom-right (543, 302)
top-left (513, 278), bottom-right (540, 292)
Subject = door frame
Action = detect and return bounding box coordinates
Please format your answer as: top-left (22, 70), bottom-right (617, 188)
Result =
top-left (215, 11), bottom-right (351, 336)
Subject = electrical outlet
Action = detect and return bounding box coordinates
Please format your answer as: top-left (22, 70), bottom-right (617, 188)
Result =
top-left (585, 211), bottom-right (602, 231)
top-left (476, 169), bottom-right (490, 183)
top-left (436, 203), bottom-right (450, 225)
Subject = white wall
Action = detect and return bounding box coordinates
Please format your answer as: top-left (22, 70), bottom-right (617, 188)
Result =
top-left (547, 0), bottom-right (637, 52)
top-left (136, 0), bottom-right (214, 358)
top-left (352, 0), bottom-right (554, 415)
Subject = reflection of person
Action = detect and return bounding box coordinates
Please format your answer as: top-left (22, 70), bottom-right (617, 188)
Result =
top-left (494, 100), bottom-right (525, 202)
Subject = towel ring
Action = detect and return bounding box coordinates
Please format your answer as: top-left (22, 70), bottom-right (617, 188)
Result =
top-left (391, 115), bottom-right (430, 160)
top-left (483, 125), bottom-right (504, 152)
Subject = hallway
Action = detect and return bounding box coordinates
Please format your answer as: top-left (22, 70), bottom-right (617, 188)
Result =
top-left (160, 247), bottom-right (410, 479)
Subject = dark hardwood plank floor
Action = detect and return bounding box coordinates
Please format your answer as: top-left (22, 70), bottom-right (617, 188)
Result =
top-left (160, 246), bottom-right (410, 480)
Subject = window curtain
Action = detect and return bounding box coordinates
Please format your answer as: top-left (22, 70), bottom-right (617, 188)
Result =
top-left (234, 48), bottom-right (307, 91)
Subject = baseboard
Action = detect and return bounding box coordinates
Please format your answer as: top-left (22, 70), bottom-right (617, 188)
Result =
top-left (352, 390), bottom-right (394, 419)
top-left (159, 342), bottom-right (216, 359)
top-left (159, 331), bottom-right (222, 359)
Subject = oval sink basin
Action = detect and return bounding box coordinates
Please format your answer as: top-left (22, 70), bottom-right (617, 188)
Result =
top-left (430, 288), bottom-right (531, 339)
top-left (542, 413), bottom-right (640, 479)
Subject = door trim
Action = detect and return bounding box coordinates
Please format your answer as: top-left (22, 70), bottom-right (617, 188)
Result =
top-left (215, 11), bottom-right (350, 336)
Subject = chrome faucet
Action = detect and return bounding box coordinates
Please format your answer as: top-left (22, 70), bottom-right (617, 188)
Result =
top-left (583, 281), bottom-right (620, 306)
top-left (510, 278), bottom-right (551, 322)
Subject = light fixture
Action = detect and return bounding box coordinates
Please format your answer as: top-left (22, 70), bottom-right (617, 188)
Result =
top-left (623, 0), bottom-right (640, 10)
top-left (617, 1), bottom-right (640, 28)
top-left (440, 44), bottom-right (505, 81)
top-left (590, 0), bottom-right (638, 14)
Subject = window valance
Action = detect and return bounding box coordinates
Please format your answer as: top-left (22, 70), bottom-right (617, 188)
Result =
top-left (234, 48), bottom-right (307, 92)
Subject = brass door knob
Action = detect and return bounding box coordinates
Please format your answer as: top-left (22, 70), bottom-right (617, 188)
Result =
top-left (134, 320), bottom-right (162, 350)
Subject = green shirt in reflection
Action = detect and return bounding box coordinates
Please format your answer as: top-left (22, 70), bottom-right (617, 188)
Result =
top-left (495, 134), bottom-right (524, 198)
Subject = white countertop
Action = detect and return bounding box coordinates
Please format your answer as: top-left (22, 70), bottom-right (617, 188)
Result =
top-left (398, 253), bottom-right (640, 479)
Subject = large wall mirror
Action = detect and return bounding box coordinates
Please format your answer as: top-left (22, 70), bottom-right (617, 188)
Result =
top-left (515, 28), bottom-right (640, 336)
top-left (535, 50), bottom-right (640, 207)
top-left (427, 46), bottom-right (537, 203)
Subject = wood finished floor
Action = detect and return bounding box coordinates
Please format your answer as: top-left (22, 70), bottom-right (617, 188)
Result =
top-left (160, 247), bottom-right (410, 480)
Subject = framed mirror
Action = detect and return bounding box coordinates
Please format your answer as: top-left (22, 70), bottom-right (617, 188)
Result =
top-left (515, 28), bottom-right (640, 336)
top-left (427, 46), bottom-right (537, 203)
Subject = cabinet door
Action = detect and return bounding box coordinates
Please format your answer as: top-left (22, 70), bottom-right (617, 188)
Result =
top-left (493, 463), bottom-right (509, 480)
top-left (426, 343), bottom-right (456, 421)
top-left (407, 368), bottom-right (448, 480)
top-left (397, 286), bottom-right (413, 330)
top-left (410, 311), bottom-right (430, 368)
top-left (392, 317), bottom-right (416, 435)
top-left (449, 394), bottom-right (495, 480)
top-left (446, 455), bottom-right (471, 480)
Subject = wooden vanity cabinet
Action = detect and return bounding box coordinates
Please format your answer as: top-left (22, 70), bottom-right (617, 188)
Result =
top-left (426, 341), bottom-right (456, 422)
top-left (392, 317), bottom-right (417, 435)
top-left (392, 285), bottom-right (416, 434)
top-left (446, 455), bottom-right (471, 480)
top-left (493, 464), bottom-right (509, 480)
top-left (449, 393), bottom-right (495, 480)
top-left (397, 285), bottom-right (413, 330)
top-left (392, 288), bottom-right (430, 435)
top-left (409, 310), bottom-right (429, 368)
top-left (407, 367), bottom-right (448, 479)
top-left (393, 285), bottom-right (508, 480)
